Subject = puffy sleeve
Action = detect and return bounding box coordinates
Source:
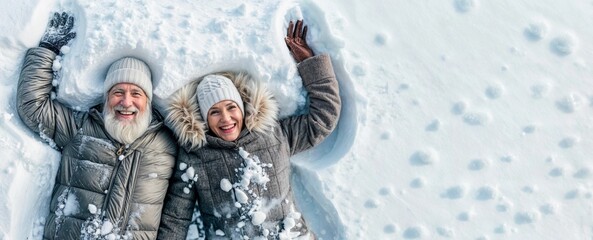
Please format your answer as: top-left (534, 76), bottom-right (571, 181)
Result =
top-left (17, 47), bottom-right (80, 148)
top-left (280, 54), bottom-right (341, 156)
top-left (157, 149), bottom-right (199, 240)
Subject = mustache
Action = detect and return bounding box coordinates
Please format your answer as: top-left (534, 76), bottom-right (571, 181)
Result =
top-left (112, 105), bottom-right (139, 113)
top-left (103, 103), bottom-right (152, 144)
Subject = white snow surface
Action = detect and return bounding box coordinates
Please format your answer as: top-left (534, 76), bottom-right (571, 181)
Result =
top-left (1, 0), bottom-right (593, 239)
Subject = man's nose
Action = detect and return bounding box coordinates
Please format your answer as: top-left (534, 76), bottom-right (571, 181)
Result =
top-left (120, 93), bottom-right (133, 107)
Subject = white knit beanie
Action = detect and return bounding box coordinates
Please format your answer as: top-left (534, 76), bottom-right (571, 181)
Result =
top-left (196, 75), bottom-right (244, 122)
top-left (104, 57), bottom-right (152, 100)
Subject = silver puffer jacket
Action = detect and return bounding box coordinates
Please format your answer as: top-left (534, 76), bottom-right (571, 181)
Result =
top-left (17, 47), bottom-right (177, 239)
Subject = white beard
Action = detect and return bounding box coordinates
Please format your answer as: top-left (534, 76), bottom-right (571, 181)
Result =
top-left (103, 101), bottom-right (152, 145)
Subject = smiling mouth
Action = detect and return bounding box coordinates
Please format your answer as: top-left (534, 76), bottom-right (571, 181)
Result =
top-left (118, 110), bottom-right (136, 115)
top-left (113, 106), bottom-right (139, 120)
top-left (220, 124), bottom-right (236, 133)
top-left (115, 111), bottom-right (137, 120)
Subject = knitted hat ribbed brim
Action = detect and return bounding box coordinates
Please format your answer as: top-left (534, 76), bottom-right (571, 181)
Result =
top-left (104, 57), bottom-right (152, 100)
top-left (196, 74), bottom-right (244, 123)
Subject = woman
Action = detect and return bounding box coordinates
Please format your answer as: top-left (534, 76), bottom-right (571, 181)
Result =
top-left (158, 20), bottom-right (341, 239)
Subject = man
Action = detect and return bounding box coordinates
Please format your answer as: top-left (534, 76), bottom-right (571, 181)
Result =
top-left (17, 12), bottom-right (177, 239)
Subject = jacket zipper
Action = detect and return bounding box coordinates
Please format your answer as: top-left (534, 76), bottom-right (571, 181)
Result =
top-left (101, 144), bottom-right (130, 235)
top-left (99, 122), bottom-right (160, 235)
top-left (102, 145), bottom-right (126, 214)
top-left (119, 151), bottom-right (141, 233)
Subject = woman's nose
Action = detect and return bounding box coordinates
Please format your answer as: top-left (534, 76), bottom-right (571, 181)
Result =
top-left (220, 110), bottom-right (231, 121)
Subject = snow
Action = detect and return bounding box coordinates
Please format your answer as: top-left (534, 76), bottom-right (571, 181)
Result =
top-left (100, 220), bottom-right (113, 236)
top-left (220, 178), bottom-right (233, 192)
top-left (0, 0), bottom-right (593, 239)
top-left (237, 147), bottom-right (271, 187)
top-left (62, 191), bottom-right (80, 216)
top-left (251, 212), bottom-right (267, 226)
top-left (88, 204), bottom-right (97, 214)
top-left (235, 189), bottom-right (249, 204)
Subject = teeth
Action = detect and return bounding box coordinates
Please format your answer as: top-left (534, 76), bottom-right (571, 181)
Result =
top-left (114, 105), bottom-right (138, 115)
top-left (221, 125), bottom-right (234, 130)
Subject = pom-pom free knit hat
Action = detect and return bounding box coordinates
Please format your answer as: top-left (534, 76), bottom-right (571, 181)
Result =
top-left (104, 57), bottom-right (152, 100)
top-left (196, 74), bottom-right (244, 123)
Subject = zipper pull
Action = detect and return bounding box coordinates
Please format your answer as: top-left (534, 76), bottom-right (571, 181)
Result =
top-left (116, 145), bottom-right (125, 161)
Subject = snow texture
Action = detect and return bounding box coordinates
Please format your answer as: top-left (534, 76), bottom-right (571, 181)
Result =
top-left (1, 0), bottom-right (593, 239)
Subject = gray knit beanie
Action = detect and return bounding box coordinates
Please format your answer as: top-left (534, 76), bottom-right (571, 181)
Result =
top-left (104, 57), bottom-right (152, 100)
top-left (196, 74), bottom-right (244, 122)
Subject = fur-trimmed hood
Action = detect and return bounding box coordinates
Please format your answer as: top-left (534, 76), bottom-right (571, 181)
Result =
top-left (165, 72), bottom-right (279, 151)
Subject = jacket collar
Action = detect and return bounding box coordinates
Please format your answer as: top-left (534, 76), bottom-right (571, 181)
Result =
top-left (165, 72), bottom-right (279, 152)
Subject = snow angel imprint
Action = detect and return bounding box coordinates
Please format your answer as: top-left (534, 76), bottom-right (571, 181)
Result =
top-left (158, 19), bottom-right (341, 239)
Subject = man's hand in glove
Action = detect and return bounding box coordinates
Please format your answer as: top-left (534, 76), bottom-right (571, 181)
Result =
top-left (39, 12), bottom-right (76, 55)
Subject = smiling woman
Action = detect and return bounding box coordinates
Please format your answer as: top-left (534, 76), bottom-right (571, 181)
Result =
top-left (158, 20), bottom-right (342, 239)
top-left (197, 74), bottom-right (246, 142)
top-left (205, 100), bottom-right (244, 142)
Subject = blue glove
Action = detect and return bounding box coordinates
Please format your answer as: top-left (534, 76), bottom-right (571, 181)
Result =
top-left (39, 12), bottom-right (76, 54)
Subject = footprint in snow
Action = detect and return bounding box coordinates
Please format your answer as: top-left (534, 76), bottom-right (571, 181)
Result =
top-left (454, 0), bottom-right (477, 13)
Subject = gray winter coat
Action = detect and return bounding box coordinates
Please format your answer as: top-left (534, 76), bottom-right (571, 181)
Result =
top-left (17, 47), bottom-right (177, 239)
top-left (158, 54), bottom-right (340, 239)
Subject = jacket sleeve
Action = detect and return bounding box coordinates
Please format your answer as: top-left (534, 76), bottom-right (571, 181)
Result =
top-left (280, 54), bottom-right (341, 156)
top-left (157, 149), bottom-right (199, 240)
top-left (17, 47), bottom-right (79, 148)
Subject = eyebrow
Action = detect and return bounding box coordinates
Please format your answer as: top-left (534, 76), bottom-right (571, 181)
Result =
top-left (131, 88), bottom-right (144, 94)
top-left (111, 87), bottom-right (144, 93)
top-left (209, 102), bottom-right (236, 111)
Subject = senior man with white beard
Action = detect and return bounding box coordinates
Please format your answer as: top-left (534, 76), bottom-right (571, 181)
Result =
top-left (16, 12), bottom-right (177, 239)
